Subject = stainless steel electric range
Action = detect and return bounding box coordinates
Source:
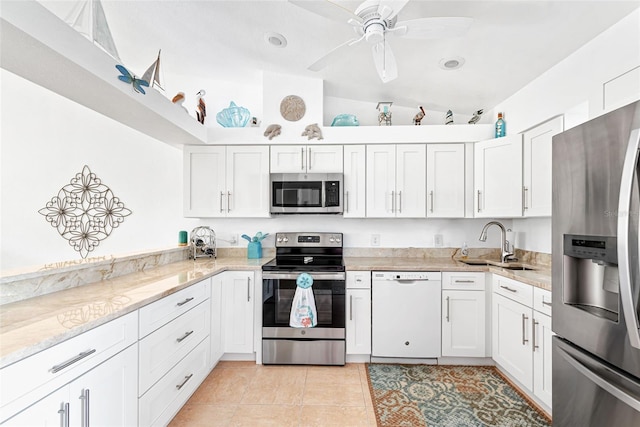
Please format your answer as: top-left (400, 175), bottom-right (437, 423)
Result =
top-left (261, 232), bottom-right (346, 365)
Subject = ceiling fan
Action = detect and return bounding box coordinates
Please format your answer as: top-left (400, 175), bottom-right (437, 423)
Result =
top-left (291, 0), bottom-right (472, 83)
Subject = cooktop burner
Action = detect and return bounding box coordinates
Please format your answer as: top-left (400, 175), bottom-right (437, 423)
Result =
top-left (262, 232), bottom-right (344, 272)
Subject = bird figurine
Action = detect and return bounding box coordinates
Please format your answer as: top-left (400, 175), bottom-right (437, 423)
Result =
top-left (196, 90), bottom-right (206, 124)
top-left (171, 92), bottom-right (188, 113)
top-left (445, 110), bottom-right (454, 125)
top-left (468, 109), bottom-right (484, 124)
top-left (413, 106), bottom-right (426, 125)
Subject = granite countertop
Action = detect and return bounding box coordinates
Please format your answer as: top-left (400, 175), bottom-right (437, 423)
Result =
top-left (0, 257), bottom-right (266, 368)
top-left (0, 253), bottom-right (551, 369)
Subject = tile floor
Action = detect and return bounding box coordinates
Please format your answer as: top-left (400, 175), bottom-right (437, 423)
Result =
top-left (169, 361), bottom-right (378, 426)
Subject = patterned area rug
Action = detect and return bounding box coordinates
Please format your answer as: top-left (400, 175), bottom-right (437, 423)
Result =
top-left (366, 364), bottom-right (551, 427)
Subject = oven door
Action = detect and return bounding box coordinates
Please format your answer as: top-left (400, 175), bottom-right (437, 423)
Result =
top-left (262, 272), bottom-right (345, 339)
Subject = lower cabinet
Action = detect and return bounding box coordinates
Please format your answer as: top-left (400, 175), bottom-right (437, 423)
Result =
top-left (532, 290), bottom-right (553, 408)
top-left (346, 272), bottom-right (371, 355)
top-left (222, 271), bottom-right (255, 354)
top-left (210, 274), bottom-right (224, 367)
top-left (5, 343), bottom-right (138, 426)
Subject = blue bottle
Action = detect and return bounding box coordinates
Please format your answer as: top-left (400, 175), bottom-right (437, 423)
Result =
top-left (495, 112), bottom-right (506, 138)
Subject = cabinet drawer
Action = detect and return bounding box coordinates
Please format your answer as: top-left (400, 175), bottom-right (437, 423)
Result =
top-left (533, 287), bottom-right (552, 316)
top-left (442, 272), bottom-right (486, 291)
top-left (139, 300), bottom-right (210, 395)
top-left (139, 336), bottom-right (210, 427)
top-left (346, 271), bottom-right (371, 289)
top-left (139, 279), bottom-right (209, 338)
top-left (0, 311), bottom-right (138, 422)
top-left (493, 275), bottom-right (533, 307)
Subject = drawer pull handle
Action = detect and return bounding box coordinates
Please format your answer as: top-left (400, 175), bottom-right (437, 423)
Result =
top-left (533, 319), bottom-right (540, 351)
top-left (522, 314), bottom-right (529, 345)
top-left (542, 301), bottom-right (552, 307)
top-left (176, 373), bottom-right (194, 390)
top-left (59, 402), bottom-right (70, 427)
top-left (79, 389), bottom-right (90, 427)
top-left (177, 297), bottom-right (194, 307)
top-left (500, 285), bottom-right (517, 293)
top-left (455, 280), bottom-right (475, 284)
top-left (177, 330), bottom-right (194, 343)
top-left (50, 349), bottom-right (96, 373)
top-left (446, 296), bottom-right (450, 322)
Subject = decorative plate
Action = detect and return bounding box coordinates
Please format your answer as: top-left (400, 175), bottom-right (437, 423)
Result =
top-left (280, 95), bottom-right (306, 121)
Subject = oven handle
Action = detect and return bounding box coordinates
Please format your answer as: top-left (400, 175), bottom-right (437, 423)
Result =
top-left (262, 272), bottom-right (346, 281)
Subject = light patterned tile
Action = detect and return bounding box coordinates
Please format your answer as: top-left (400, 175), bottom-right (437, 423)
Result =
top-left (229, 404), bottom-right (300, 426)
top-left (303, 381), bottom-right (366, 406)
top-left (189, 367), bottom-right (254, 404)
top-left (306, 365), bottom-right (362, 385)
top-left (168, 403), bottom-right (236, 426)
top-left (300, 405), bottom-right (372, 426)
top-left (241, 367), bottom-right (307, 405)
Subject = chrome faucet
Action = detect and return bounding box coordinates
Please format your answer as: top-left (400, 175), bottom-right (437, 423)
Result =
top-left (479, 221), bottom-right (514, 263)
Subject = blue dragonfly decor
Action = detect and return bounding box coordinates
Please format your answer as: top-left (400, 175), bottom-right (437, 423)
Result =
top-left (115, 65), bottom-right (149, 94)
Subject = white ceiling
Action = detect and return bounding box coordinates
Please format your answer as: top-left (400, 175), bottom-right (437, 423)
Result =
top-left (42, 0), bottom-right (639, 115)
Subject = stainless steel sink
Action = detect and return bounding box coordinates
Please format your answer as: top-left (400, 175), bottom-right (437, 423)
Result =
top-left (497, 265), bottom-right (536, 271)
top-left (459, 259), bottom-right (536, 271)
top-left (459, 259), bottom-right (489, 265)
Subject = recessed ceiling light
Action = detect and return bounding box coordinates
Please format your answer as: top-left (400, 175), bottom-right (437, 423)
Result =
top-left (439, 57), bottom-right (465, 70)
top-left (264, 32), bottom-right (287, 48)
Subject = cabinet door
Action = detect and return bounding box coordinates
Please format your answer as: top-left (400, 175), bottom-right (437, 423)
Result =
top-left (2, 387), bottom-right (69, 426)
top-left (492, 293), bottom-right (533, 389)
top-left (396, 144), bottom-right (426, 218)
top-left (210, 274), bottom-right (224, 367)
top-left (308, 145), bottom-right (343, 173)
top-left (183, 145), bottom-right (226, 217)
top-left (366, 145), bottom-right (396, 218)
top-left (346, 289), bottom-right (371, 355)
top-left (270, 145), bottom-right (305, 173)
top-left (427, 144), bottom-right (465, 218)
top-left (442, 290), bottom-right (486, 357)
top-left (474, 135), bottom-right (523, 217)
top-left (69, 344), bottom-right (138, 427)
top-left (222, 271), bottom-right (255, 354)
top-left (343, 145), bottom-right (366, 218)
top-left (523, 116), bottom-right (563, 217)
top-left (226, 145), bottom-right (270, 217)
top-left (533, 311), bottom-right (553, 408)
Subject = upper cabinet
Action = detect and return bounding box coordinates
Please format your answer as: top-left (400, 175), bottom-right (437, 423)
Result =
top-left (366, 144), bottom-right (426, 218)
top-left (343, 145), bottom-right (367, 218)
top-left (270, 145), bottom-right (343, 173)
top-left (522, 116), bottom-right (564, 217)
top-left (474, 135), bottom-right (523, 217)
top-left (426, 144), bottom-right (465, 218)
top-left (183, 145), bottom-right (270, 218)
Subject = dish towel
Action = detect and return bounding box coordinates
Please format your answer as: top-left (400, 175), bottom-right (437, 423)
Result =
top-left (289, 273), bottom-right (317, 328)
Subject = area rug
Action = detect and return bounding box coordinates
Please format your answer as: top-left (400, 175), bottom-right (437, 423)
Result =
top-left (366, 364), bottom-right (551, 427)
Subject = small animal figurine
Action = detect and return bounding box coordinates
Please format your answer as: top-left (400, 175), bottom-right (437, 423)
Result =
top-left (264, 124), bottom-right (282, 140)
top-left (445, 110), bottom-right (453, 125)
top-left (413, 106), bottom-right (426, 125)
top-left (115, 65), bottom-right (149, 94)
top-left (302, 123), bottom-right (323, 140)
top-left (171, 92), bottom-right (188, 113)
top-left (468, 109), bottom-right (484, 124)
top-left (196, 90), bottom-right (206, 124)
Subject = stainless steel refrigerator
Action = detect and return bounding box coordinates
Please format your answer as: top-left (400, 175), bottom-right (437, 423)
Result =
top-left (552, 100), bottom-right (640, 426)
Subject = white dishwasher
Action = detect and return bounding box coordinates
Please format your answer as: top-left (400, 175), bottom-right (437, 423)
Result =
top-left (372, 271), bottom-right (442, 358)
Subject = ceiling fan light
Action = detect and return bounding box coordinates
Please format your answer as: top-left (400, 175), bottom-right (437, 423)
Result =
top-left (365, 23), bottom-right (385, 44)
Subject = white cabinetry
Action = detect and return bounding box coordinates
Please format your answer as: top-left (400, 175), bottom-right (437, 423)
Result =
top-left (222, 271), bottom-right (255, 354)
top-left (346, 271), bottom-right (371, 356)
top-left (343, 145), bottom-right (366, 218)
top-left (210, 274), bottom-right (224, 367)
top-left (441, 272), bottom-right (486, 357)
top-left (426, 144), bottom-right (465, 218)
top-left (1, 311), bottom-right (139, 425)
top-left (366, 144), bottom-right (426, 218)
top-left (270, 145), bottom-right (343, 173)
top-left (522, 116), bottom-right (564, 217)
top-left (183, 145), bottom-right (270, 217)
top-left (474, 135), bottom-right (523, 217)
top-left (492, 275), bottom-right (552, 412)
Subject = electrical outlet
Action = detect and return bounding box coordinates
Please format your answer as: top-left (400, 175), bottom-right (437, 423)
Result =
top-left (371, 234), bottom-right (380, 246)
top-left (230, 234), bottom-right (238, 246)
top-left (434, 234), bottom-right (443, 248)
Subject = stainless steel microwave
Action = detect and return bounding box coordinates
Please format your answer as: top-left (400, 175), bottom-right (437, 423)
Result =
top-left (270, 173), bottom-right (343, 214)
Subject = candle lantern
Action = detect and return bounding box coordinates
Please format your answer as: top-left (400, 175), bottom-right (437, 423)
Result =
top-left (376, 102), bottom-right (393, 126)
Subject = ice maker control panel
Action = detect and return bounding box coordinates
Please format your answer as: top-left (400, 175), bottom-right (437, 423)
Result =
top-left (563, 234), bottom-right (617, 264)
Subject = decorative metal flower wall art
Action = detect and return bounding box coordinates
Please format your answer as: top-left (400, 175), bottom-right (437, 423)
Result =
top-left (39, 165), bottom-right (132, 259)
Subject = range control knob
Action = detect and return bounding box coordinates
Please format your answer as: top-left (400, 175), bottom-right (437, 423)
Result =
top-left (283, 237), bottom-right (289, 243)
top-left (329, 237), bottom-right (335, 243)
top-left (335, 237), bottom-right (342, 243)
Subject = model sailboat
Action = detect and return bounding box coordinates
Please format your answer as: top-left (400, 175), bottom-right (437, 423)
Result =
top-left (64, 0), bottom-right (120, 61)
top-left (142, 50), bottom-right (164, 92)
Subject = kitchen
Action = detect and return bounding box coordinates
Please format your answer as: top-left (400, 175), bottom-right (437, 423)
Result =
top-left (1, 0), bottom-right (640, 426)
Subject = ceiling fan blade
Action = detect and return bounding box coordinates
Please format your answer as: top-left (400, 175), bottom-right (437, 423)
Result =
top-left (377, 0), bottom-right (410, 20)
top-left (308, 36), bottom-right (364, 72)
top-left (371, 40), bottom-right (398, 83)
top-left (289, 0), bottom-right (360, 24)
top-left (396, 17), bottom-right (473, 39)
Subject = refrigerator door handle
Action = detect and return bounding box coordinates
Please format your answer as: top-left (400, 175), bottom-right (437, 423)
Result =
top-left (617, 128), bottom-right (640, 349)
top-left (558, 344), bottom-right (640, 412)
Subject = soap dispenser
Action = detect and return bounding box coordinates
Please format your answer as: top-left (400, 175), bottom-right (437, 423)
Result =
top-left (461, 242), bottom-right (469, 258)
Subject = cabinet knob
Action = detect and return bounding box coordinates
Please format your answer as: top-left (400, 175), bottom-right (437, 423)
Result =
top-left (405, 341), bottom-right (410, 346)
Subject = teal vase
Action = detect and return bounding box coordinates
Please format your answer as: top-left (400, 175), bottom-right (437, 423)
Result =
top-left (248, 241), bottom-right (262, 259)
